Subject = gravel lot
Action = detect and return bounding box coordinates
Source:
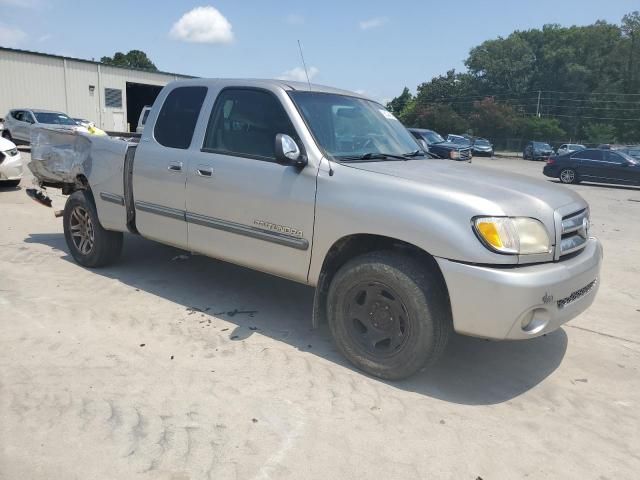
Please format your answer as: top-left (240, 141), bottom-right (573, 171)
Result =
top-left (1, 151), bottom-right (639, 480)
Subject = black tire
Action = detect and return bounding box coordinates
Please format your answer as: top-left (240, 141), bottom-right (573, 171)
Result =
top-left (63, 190), bottom-right (123, 267)
top-left (2, 130), bottom-right (12, 141)
top-left (559, 168), bottom-right (579, 184)
top-left (327, 251), bottom-right (452, 380)
top-left (0, 179), bottom-right (20, 188)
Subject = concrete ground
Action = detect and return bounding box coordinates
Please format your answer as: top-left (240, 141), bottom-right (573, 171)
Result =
top-left (1, 151), bottom-right (639, 480)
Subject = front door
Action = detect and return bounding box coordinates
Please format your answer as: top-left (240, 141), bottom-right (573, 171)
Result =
top-left (185, 87), bottom-right (317, 283)
top-left (132, 85), bottom-right (208, 248)
top-left (605, 151), bottom-right (640, 185)
top-left (574, 149), bottom-right (604, 180)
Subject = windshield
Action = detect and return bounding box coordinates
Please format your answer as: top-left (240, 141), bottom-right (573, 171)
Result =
top-left (420, 130), bottom-right (445, 144)
top-left (569, 144), bottom-right (585, 150)
top-left (533, 142), bottom-right (552, 150)
top-left (475, 139), bottom-right (491, 146)
top-left (289, 92), bottom-right (421, 159)
top-left (34, 112), bottom-right (77, 126)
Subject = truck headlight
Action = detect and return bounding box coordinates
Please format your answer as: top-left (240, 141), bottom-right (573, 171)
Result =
top-left (449, 150), bottom-right (460, 160)
top-left (473, 217), bottom-right (551, 255)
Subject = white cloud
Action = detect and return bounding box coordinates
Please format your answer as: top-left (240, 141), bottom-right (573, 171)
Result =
top-left (279, 66), bottom-right (319, 82)
top-left (0, 24), bottom-right (26, 47)
top-left (170, 6), bottom-right (234, 44)
top-left (285, 14), bottom-right (305, 25)
top-left (359, 17), bottom-right (387, 30)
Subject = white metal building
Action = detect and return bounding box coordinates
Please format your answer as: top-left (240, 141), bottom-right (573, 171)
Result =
top-left (0, 47), bottom-right (193, 132)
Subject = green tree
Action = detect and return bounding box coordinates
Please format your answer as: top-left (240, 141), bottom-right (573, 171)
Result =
top-left (401, 103), bottom-right (468, 135)
top-left (469, 97), bottom-right (524, 140)
top-left (583, 123), bottom-right (616, 143)
top-left (386, 87), bottom-right (413, 114)
top-left (100, 50), bottom-right (158, 71)
top-left (622, 11), bottom-right (640, 93)
top-left (522, 117), bottom-right (566, 142)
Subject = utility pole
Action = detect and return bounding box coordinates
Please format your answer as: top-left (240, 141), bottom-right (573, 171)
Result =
top-left (536, 90), bottom-right (541, 118)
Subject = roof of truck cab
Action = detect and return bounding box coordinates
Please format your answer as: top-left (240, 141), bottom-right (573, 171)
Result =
top-left (165, 78), bottom-right (372, 101)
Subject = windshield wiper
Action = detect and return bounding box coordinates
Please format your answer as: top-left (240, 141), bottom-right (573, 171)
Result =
top-left (339, 152), bottom-right (408, 162)
top-left (403, 150), bottom-right (426, 158)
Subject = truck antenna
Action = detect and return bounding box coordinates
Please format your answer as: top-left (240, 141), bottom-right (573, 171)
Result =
top-left (297, 40), bottom-right (312, 91)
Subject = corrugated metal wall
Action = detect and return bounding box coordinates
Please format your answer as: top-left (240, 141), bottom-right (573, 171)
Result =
top-left (0, 49), bottom-right (184, 131)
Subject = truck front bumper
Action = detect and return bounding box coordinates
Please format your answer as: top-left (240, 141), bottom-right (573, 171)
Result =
top-left (436, 238), bottom-right (602, 340)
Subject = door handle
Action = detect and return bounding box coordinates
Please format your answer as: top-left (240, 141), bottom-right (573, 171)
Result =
top-left (196, 166), bottom-right (214, 177)
top-left (168, 162), bottom-right (183, 172)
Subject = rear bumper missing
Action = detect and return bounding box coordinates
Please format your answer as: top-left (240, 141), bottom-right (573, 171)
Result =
top-left (436, 238), bottom-right (602, 340)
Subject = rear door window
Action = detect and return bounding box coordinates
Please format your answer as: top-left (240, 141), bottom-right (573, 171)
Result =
top-left (154, 86), bottom-right (208, 149)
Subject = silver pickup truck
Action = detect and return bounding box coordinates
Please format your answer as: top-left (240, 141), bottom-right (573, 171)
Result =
top-left (29, 79), bottom-right (602, 379)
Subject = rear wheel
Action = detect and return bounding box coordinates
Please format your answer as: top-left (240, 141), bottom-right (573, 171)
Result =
top-left (327, 251), bottom-right (451, 380)
top-left (63, 191), bottom-right (123, 267)
top-left (559, 168), bottom-right (579, 184)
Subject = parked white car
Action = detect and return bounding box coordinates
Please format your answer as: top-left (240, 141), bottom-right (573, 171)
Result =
top-left (136, 106), bottom-right (152, 133)
top-left (0, 136), bottom-right (23, 187)
top-left (2, 109), bottom-right (88, 145)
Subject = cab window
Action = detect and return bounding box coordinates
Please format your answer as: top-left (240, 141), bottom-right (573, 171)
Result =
top-left (203, 88), bottom-right (298, 160)
top-left (154, 86), bottom-right (208, 149)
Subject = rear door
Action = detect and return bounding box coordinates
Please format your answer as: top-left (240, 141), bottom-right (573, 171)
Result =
top-left (573, 149), bottom-right (604, 180)
top-left (132, 85), bottom-right (208, 248)
top-left (185, 87), bottom-right (317, 283)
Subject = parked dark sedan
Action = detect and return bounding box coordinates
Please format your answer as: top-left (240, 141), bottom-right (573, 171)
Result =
top-left (408, 128), bottom-right (472, 162)
top-left (543, 148), bottom-right (640, 185)
top-left (524, 141), bottom-right (554, 161)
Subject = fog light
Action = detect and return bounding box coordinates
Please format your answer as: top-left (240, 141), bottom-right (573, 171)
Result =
top-left (520, 308), bottom-right (550, 334)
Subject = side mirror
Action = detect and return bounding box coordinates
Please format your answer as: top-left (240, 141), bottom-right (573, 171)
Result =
top-left (417, 139), bottom-right (429, 152)
top-left (275, 133), bottom-right (307, 168)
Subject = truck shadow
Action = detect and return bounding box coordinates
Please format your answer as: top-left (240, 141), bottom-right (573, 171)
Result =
top-left (25, 232), bottom-right (567, 406)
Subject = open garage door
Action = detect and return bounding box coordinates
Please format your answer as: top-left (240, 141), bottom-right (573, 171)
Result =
top-left (126, 82), bottom-right (163, 132)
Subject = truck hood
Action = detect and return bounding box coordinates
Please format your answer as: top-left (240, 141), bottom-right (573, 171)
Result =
top-left (345, 160), bottom-right (585, 217)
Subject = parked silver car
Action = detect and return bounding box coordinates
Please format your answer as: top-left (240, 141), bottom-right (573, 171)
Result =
top-left (2, 109), bottom-right (87, 145)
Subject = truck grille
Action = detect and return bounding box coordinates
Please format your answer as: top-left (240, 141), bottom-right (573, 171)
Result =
top-left (460, 148), bottom-right (472, 160)
top-left (557, 279), bottom-right (597, 309)
top-left (559, 209), bottom-right (589, 257)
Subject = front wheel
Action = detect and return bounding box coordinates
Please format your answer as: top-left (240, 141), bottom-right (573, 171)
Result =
top-left (2, 130), bottom-right (12, 141)
top-left (327, 251), bottom-right (451, 380)
top-left (63, 191), bottom-right (123, 267)
top-left (559, 168), bottom-right (579, 184)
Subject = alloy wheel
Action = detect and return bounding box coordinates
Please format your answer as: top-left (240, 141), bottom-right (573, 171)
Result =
top-left (69, 206), bottom-right (95, 255)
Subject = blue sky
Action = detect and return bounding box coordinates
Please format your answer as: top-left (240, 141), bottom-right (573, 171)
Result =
top-left (0, 0), bottom-right (636, 102)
